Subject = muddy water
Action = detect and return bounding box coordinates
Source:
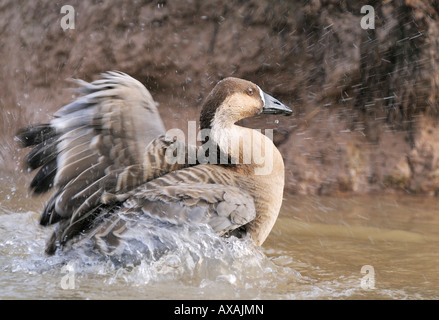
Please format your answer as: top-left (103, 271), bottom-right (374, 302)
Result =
top-left (0, 180), bottom-right (438, 299)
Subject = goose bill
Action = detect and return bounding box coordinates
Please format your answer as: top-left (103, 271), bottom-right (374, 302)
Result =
top-left (262, 92), bottom-right (293, 116)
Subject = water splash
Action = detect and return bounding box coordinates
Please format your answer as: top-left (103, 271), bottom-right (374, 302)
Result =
top-left (0, 211), bottom-right (301, 298)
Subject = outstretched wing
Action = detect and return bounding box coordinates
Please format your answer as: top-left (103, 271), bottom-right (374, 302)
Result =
top-left (17, 71), bottom-right (166, 230)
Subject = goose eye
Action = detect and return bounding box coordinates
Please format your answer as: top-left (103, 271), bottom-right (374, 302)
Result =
top-left (247, 88), bottom-right (254, 96)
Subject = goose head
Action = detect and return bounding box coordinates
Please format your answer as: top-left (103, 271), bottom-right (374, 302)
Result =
top-left (199, 77), bottom-right (293, 131)
top-left (198, 77), bottom-right (293, 165)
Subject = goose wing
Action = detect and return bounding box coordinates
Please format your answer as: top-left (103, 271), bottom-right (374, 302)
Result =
top-left (55, 165), bottom-right (256, 255)
top-left (89, 183), bottom-right (255, 255)
top-left (135, 184), bottom-right (256, 235)
top-left (16, 71), bottom-right (166, 230)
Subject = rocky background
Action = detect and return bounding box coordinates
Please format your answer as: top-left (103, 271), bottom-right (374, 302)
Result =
top-left (1, 0), bottom-right (438, 195)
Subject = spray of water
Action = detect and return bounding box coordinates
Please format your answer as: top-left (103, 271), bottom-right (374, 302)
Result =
top-left (0, 211), bottom-right (301, 298)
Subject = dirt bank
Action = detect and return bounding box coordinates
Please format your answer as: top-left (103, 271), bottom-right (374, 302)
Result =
top-left (1, 0), bottom-right (438, 195)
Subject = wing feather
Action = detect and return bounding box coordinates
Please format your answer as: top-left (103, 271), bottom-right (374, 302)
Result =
top-left (17, 72), bottom-right (167, 250)
top-left (79, 166), bottom-right (256, 255)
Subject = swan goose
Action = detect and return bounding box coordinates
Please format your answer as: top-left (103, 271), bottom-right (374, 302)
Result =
top-left (16, 72), bottom-right (293, 255)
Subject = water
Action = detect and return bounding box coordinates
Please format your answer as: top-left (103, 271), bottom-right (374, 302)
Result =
top-left (1, 181), bottom-right (438, 299)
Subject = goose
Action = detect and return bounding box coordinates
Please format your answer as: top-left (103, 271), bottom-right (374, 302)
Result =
top-left (16, 71), bottom-right (293, 256)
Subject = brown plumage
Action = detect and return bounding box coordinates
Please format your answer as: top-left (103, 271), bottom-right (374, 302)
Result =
top-left (17, 72), bottom-right (293, 255)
